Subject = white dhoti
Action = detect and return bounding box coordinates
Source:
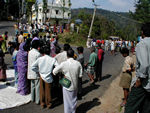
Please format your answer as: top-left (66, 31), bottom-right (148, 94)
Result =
top-left (63, 87), bottom-right (77, 113)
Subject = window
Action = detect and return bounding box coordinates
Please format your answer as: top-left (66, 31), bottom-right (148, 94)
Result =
top-left (55, 10), bottom-right (59, 15)
top-left (47, 9), bottom-right (49, 13)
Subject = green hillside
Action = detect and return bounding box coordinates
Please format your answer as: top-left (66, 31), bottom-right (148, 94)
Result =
top-left (71, 8), bottom-right (139, 29)
top-left (71, 8), bottom-right (141, 40)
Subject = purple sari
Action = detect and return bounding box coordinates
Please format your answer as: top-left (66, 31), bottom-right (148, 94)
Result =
top-left (17, 42), bottom-right (30, 95)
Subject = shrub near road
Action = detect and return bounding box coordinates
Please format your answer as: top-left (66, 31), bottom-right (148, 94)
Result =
top-left (58, 32), bottom-right (87, 47)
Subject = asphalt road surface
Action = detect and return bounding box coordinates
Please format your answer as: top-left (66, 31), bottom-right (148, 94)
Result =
top-left (0, 21), bottom-right (124, 113)
top-left (0, 21), bottom-right (16, 36)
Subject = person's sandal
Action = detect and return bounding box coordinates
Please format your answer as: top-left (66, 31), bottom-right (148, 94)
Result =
top-left (120, 102), bottom-right (126, 107)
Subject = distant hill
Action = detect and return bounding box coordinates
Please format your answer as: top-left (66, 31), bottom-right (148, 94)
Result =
top-left (71, 8), bottom-right (138, 29)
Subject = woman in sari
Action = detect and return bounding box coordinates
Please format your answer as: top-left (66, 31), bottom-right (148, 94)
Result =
top-left (0, 45), bottom-right (7, 82)
top-left (17, 42), bottom-right (30, 95)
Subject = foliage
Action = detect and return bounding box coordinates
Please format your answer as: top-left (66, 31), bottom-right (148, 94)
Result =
top-left (71, 8), bottom-right (141, 41)
top-left (0, 0), bottom-right (5, 20)
top-left (0, 0), bottom-right (19, 20)
top-left (58, 32), bottom-right (87, 47)
top-left (131, 0), bottom-right (150, 23)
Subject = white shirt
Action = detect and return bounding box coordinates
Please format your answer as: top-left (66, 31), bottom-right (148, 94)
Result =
top-left (105, 40), bottom-right (109, 46)
top-left (111, 41), bottom-right (114, 50)
top-left (53, 58), bottom-right (83, 91)
top-left (28, 26), bottom-right (32, 34)
top-left (32, 55), bottom-right (58, 83)
top-left (18, 35), bottom-right (24, 44)
top-left (27, 49), bottom-right (41, 79)
top-left (55, 51), bottom-right (67, 64)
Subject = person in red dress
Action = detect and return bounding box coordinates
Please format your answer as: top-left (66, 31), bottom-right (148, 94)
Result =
top-left (96, 44), bottom-right (104, 81)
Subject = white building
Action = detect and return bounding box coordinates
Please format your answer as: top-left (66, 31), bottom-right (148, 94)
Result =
top-left (32, 0), bottom-right (71, 25)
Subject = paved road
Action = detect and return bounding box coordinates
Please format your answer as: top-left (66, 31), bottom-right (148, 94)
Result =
top-left (1, 51), bottom-right (124, 113)
top-left (0, 21), bottom-right (16, 36)
top-left (0, 21), bottom-right (124, 113)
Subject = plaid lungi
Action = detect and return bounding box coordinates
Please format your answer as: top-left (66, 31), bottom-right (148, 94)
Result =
top-left (86, 66), bottom-right (95, 75)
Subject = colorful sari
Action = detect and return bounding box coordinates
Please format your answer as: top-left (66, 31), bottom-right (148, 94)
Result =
top-left (1, 35), bottom-right (7, 53)
top-left (0, 49), bottom-right (6, 81)
top-left (17, 42), bottom-right (30, 95)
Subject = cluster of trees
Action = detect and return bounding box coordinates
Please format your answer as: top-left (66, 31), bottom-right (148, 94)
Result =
top-left (71, 0), bottom-right (150, 41)
top-left (0, 0), bottom-right (19, 20)
top-left (72, 9), bottom-right (140, 41)
top-left (131, 0), bottom-right (150, 23)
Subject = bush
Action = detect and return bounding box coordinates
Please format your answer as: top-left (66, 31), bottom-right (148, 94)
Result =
top-left (58, 32), bottom-right (87, 47)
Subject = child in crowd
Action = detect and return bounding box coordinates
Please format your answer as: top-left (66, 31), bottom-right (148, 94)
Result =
top-left (32, 45), bottom-right (58, 109)
top-left (119, 48), bottom-right (134, 107)
top-left (12, 43), bottom-right (19, 87)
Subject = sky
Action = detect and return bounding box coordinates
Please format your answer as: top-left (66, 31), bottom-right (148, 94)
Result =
top-left (38, 0), bottom-right (136, 12)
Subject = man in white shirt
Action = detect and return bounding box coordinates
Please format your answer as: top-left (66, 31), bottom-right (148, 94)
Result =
top-left (55, 44), bottom-right (70, 64)
top-left (32, 45), bottom-right (58, 109)
top-left (110, 40), bottom-right (115, 55)
top-left (53, 49), bottom-right (83, 113)
top-left (27, 39), bottom-right (41, 105)
top-left (125, 23), bottom-right (150, 113)
top-left (18, 31), bottom-right (24, 44)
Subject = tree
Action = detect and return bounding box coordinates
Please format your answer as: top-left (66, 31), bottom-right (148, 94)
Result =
top-left (0, 0), bottom-right (5, 20)
top-left (43, 0), bottom-right (47, 23)
top-left (132, 0), bottom-right (150, 23)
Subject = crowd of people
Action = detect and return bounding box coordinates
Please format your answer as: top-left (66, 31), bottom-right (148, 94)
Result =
top-left (0, 22), bottom-right (105, 113)
top-left (89, 38), bottom-right (136, 56)
top-left (0, 22), bottom-right (150, 113)
top-left (124, 23), bottom-right (150, 113)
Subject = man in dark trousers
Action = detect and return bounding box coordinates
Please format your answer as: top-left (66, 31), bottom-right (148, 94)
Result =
top-left (125, 23), bottom-right (150, 113)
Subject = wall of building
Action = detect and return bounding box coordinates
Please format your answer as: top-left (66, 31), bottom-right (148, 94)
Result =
top-left (32, 2), bottom-right (71, 25)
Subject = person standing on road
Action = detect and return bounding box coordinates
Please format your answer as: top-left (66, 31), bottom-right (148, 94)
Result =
top-left (18, 31), bottom-right (24, 44)
top-left (125, 23), bottom-right (150, 113)
top-left (77, 46), bottom-right (84, 99)
top-left (85, 47), bottom-right (97, 85)
top-left (110, 39), bottom-right (115, 55)
top-left (32, 45), bottom-right (58, 109)
top-left (53, 49), bottom-right (83, 113)
top-left (105, 39), bottom-right (109, 51)
top-left (119, 48), bottom-right (134, 107)
top-left (12, 43), bottom-right (19, 87)
top-left (55, 44), bottom-right (70, 64)
top-left (0, 46), bottom-right (7, 82)
top-left (27, 39), bottom-right (41, 105)
top-left (1, 31), bottom-right (8, 53)
top-left (96, 44), bottom-right (104, 81)
top-left (16, 42), bottom-right (30, 95)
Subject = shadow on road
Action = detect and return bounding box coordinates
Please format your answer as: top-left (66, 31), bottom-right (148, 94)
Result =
top-left (82, 84), bottom-right (100, 97)
top-left (76, 98), bottom-right (101, 113)
top-left (82, 80), bottom-right (89, 84)
top-left (102, 74), bottom-right (112, 81)
top-left (0, 78), bottom-right (15, 89)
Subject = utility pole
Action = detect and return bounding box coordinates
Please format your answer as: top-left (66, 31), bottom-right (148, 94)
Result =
top-left (86, 0), bottom-right (99, 48)
top-left (88, 4), bottom-right (97, 38)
